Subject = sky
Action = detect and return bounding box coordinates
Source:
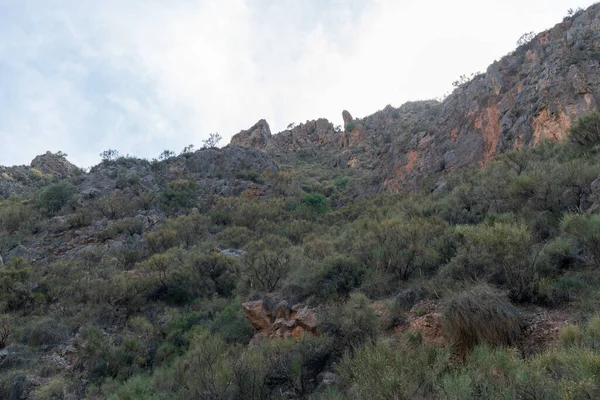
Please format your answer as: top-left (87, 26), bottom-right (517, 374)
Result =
top-left (0, 0), bottom-right (597, 167)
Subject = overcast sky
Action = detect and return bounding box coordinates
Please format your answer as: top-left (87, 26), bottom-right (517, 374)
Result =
top-left (0, 0), bottom-right (597, 167)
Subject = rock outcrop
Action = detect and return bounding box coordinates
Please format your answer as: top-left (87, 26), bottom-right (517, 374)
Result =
top-left (229, 4), bottom-right (600, 193)
top-left (30, 152), bottom-right (79, 178)
top-left (0, 152), bottom-right (79, 198)
top-left (342, 110), bottom-right (353, 129)
top-left (242, 298), bottom-right (318, 342)
top-left (230, 119), bottom-right (272, 150)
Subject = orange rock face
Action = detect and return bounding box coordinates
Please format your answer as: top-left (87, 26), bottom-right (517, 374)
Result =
top-left (242, 299), bottom-right (318, 342)
top-left (532, 108), bottom-right (572, 144)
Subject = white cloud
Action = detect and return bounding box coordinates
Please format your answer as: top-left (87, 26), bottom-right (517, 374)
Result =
top-left (0, 0), bottom-right (597, 167)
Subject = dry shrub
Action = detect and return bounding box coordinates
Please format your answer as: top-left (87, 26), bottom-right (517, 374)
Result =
top-left (443, 285), bottom-right (522, 358)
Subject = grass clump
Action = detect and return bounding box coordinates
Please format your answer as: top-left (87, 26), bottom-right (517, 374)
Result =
top-left (443, 285), bottom-right (522, 357)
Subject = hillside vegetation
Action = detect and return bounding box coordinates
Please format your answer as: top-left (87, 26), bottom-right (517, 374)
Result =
top-left (2, 112), bottom-right (600, 398)
top-left (3, 4), bottom-right (600, 399)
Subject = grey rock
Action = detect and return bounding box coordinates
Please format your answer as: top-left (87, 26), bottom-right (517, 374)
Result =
top-left (219, 248), bottom-right (247, 258)
top-left (6, 244), bottom-right (39, 262)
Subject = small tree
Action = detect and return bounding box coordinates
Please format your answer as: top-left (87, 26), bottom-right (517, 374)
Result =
top-left (181, 144), bottom-right (195, 156)
top-left (516, 31), bottom-right (535, 47)
top-left (202, 133), bottom-right (222, 149)
top-left (35, 182), bottom-right (76, 216)
top-left (158, 150), bottom-right (175, 161)
top-left (100, 149), bottom-right (120, 162)
top-left (242, 235), bottom-right (292, 292)
top-left (452, 72), bottom-right (480, 88)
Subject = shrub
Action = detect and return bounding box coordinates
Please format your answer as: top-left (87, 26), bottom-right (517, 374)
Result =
top-left (0, 314), bottom-right (12, 348)
top-left (443, 222), bottom-right (540, 302)
top-left (561, 213), bottom-right (600, 267)
top-left (210, 302), bottom-right (253, 343)
top-left (301, 193), bottom-right (329, 214)
top-left (242, 235), bottom-right (292, 292)
top-left (217, 226), bottom-right (253, 248)
top-left (316, 256), bottom-right (365, 301)
top-left (358, 216), bottom-right (448, 280)
top-left (568, 111), bottom-right (600, 147)
top-left (0, 257), bottom-right (33, 312)
top-left (19, 318), bottom-right (69, 347)
top-left (335, 339), bottom-right (452, 399)
top-left (0, 370), bottom-right (34, 400)
top-left (160, 179), bottom-right (198, 213)
top-left (144, 228), bottom-right (178, 254)
top-left (320, 293), bottom-right (379, 354)
top-left (35, 182), bottom-right (75, 216)
top-left (34, 377), bottom-right (66, 400)
top-left (0, 202), bottom-right (32, 234)
top-left (333, 176), bottom-right (350, 191)
top-left (443, 285), bottom-right (522, 357)
top-left (182, 252), bottom-right (238, 298)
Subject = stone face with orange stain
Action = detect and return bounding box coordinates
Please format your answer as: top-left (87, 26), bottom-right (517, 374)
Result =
top-left (476, 105), bottom-right (502, 165)
top-left (242, 298), bottom-right (318, 343)
top-left (532, 108), bottom-right (572, 144)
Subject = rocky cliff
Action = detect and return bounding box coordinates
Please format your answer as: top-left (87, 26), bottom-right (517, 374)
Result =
top-left (231, 5), bottom-right (600, 192)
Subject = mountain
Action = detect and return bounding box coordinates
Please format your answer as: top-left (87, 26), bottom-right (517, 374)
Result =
top-left (232, 3), bottom-right (600, 191)
top-left (3, 5), bottom-right (600, 400)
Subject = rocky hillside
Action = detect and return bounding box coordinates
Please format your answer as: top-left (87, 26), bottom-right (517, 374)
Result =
top-left (231, 4), bottom-right (600, 191)
top-left (4, 5), bottom-right (600, 400)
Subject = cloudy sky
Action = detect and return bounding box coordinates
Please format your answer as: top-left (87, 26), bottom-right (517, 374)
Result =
top-left (0, 0), bottom-right (596, 167)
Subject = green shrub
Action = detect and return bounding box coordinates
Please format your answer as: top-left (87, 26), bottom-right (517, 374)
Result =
top-left (217, 226), bottom-right (253, 248)
top-left (443, 222), bottom-right (540, 302)
top-left (242, 235), bottom-right (292, 292)
top-left (0, 370), bottom-right (34, 400)
top-left (0, 202), bottom-right (32, 234)
top-left (0, 314), bottom-right (12, 348)
top-left (333, 176), bottom-right (350, 191)
top-left (160, 179), bottom-right (198, 213)
top-left (34, 377), bottom-right (66, 400)
top-left (320, 293), bottom-right (379, 354)
top-left (0, 257), bottom-right (33, 312)
top-left (568, 111), bottom-right (600, 147)
top-left (210, 302), bottom-right (253, 343)
top-left (357, 216), bottom-right (448, 280)
top-left (301, 193), bottom-right (329, 214)
top-left (561, 213), bottom-right (600, 267)
top-left (443, 285), bottom-right (522, 357)
top-left (316, 256), bottom-right (365, 301)
top-left (335, 339), bottom-right (452, 399)
top-left (35, 182), bottom-right (75, 216)
top-left (144, 228), bottom-right (178, 254)
top-left (19, 318), bottom-right (69, 347)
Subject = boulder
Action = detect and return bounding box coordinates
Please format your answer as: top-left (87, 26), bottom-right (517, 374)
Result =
top-left (293, 306), bottom-right (318, 331)
top-left (242, 300), bottom-right (270, 331)
top-left (242, 298), bottom-right (318, 342)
